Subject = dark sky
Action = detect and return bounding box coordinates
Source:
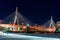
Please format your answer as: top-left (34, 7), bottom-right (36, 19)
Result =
top-left (0, 0), bottom-right (60, 24)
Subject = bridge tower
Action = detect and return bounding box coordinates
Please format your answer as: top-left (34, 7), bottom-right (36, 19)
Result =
top-left (13, 7), bottom-right (19, 25)
top-left (49, 16), bottom-right (56, 29)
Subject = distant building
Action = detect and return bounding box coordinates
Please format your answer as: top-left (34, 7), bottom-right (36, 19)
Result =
top-left (56, 21), bottom-right (60, 28)
top-left (56, 21), bottom-right (60, 32)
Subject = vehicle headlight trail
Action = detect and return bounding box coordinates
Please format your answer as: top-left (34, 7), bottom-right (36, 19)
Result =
top-left (0, 32), bottom-right (60, 40)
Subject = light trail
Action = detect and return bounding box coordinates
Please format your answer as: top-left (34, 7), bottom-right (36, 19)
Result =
top-left (0, 32), bottom-right (60, 40)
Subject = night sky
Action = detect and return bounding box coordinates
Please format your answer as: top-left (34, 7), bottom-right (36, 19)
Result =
top-left (0, 0), bottom-right (60, 25)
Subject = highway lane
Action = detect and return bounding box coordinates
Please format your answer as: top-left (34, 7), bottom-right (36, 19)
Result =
top-left (0, 32), bottom-right (60, 40)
